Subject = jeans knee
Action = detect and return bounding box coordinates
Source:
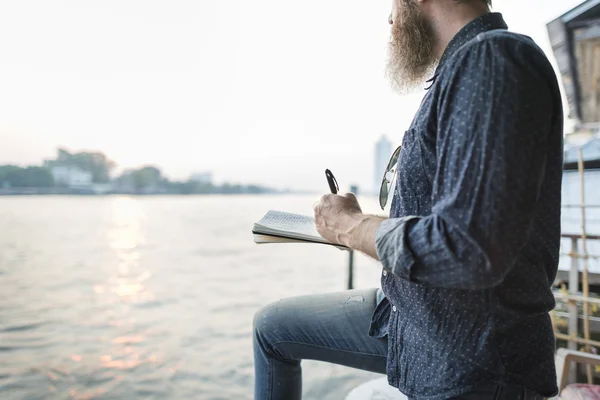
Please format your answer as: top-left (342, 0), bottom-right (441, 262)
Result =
top-left (253, 302), bottom-right (278, 346)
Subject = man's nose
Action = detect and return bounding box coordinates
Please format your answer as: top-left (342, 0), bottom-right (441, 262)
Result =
top-left (388, 13), bottom-right (393, 25)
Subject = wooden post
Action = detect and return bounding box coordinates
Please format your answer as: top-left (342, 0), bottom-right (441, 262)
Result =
top-left (348, 185), bottom-right (358, 290)
top-left (348, 248), bottom-right (355, 290)
top-left (578, 149), bottom-right (593, 384)
top-left (569, 237), bottom-right (580, 351)
top-left (568, 236), bottom-right (580, 384)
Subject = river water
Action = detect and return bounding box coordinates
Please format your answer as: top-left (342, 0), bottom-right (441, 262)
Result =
top-left (0, 195), bottom-right (384, 400)
top-left (1, 176), bottom-right (599, 400)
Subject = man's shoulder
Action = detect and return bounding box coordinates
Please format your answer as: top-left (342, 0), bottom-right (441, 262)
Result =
top-left (473, 30), bottom-right (544, 56)
top-left (439, 29), bottom-right (554, 80)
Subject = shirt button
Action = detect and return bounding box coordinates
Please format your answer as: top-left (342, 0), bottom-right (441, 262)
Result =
top-left (382, 270), bottom-right (388, 277)
top-left (392, 306), bottom-right (397, 312)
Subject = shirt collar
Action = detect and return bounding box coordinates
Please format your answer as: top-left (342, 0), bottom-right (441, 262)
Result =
top-left (425, 12), bottom-right (508, 88)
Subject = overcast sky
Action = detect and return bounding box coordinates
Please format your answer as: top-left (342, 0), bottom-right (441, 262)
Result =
top-left (0, 0), bottom-right (584, 192)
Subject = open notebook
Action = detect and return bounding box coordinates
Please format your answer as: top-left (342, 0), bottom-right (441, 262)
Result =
top-left (252, 210), bottom-right (349, 250)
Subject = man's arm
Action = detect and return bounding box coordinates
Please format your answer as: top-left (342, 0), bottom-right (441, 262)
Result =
top-left (313, 192), bottom-right (385, 259)
top-left (315, 37), bottom-right (558, 290)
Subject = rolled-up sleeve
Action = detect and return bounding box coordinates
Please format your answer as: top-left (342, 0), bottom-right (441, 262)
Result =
top-left (376, 37), bottom-right (556, 290)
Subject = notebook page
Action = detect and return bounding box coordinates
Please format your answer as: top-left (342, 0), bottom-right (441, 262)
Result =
top-left (255, 211), bottom-right (322, 240)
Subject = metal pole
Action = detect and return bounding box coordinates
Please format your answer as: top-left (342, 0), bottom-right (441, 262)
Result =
top-left (578, 149), bottom-right (593, 384)
top-left (569, 236), bottom-right (580, 353)
top-left (348, 248), bottom-right (355, 290)
top-left (568, 237), bottom-right (580, 384)
top-left (348, 185), bottom-right (358, 290)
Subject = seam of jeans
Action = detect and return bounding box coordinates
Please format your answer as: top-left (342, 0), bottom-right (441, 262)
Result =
top-left (268, 356), bottom-right (273, 400)
top-left (270, 340), bottom-right (387, 360)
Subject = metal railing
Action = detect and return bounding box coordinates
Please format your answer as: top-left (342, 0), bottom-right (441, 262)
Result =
top-left (552, 149), bottom-right (599, 383)
top-left (554, 233), bottom-right (600, 352)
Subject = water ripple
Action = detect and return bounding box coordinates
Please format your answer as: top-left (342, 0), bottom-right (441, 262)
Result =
top-left (0, 322), bottom-right (45, 333)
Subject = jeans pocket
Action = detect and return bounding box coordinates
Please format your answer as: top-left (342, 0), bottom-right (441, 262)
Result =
top-left (451, 386), bottom-right (502, 399)
top-left (493, 386), bottom-right (503, 400)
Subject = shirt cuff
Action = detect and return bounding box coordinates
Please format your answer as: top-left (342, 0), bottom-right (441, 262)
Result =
top-left (375, 217), bottom-right (419, 281)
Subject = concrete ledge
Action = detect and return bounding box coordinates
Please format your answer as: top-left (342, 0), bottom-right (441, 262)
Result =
top-left (345, 377), bottom-right (408, 400)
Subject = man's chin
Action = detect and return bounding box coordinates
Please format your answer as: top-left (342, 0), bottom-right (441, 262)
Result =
top-left (389, 79), bottom-right (424, 95)
top-left (386, 68), bottom-right (433, 95)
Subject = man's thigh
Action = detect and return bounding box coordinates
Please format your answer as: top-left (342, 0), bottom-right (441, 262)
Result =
top-left (254, 288), bottom-right (388, 373)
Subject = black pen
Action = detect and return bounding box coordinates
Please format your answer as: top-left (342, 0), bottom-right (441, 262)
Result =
top-left (325, 169), bottom-right (339, 194)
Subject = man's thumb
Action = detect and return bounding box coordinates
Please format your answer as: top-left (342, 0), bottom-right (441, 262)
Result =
top-left (343, 192), bottom-right (357, 201)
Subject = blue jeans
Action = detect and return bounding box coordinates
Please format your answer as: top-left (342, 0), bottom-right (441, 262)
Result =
top-left (252, 289), bottom-right (545, 400)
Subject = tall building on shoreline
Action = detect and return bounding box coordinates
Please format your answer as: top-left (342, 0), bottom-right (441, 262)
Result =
top-left (374, 135), bottom-right (392, 195)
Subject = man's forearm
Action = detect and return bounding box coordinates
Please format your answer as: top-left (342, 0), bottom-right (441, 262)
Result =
top-left (343, 214), bottom-right (387, 260)
top-left (313, 193), bottom-right (387, 260)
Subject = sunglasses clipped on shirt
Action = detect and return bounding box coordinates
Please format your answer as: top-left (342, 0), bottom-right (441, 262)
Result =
top-left (378, 145), bottom-right (402, 210)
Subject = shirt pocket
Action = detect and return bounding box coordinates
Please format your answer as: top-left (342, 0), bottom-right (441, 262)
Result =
top-left (397, 128), bottom-right (431, 198)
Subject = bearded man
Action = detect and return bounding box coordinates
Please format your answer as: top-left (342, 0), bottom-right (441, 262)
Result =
top-left (253, 0), bottom-right (563, 399)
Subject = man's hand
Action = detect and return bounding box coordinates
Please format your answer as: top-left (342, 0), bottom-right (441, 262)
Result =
top-left (314, 193), bottom-right (385, 259)
top-left (313, 193), bottom-right (362, 247)
top-left (314, 192), bottom-right (366, 246)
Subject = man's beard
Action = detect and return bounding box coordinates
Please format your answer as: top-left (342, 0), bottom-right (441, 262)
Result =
top-left (386, 1), bottom-right (437, 94)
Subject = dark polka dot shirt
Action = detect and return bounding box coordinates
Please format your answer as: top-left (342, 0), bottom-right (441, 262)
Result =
top-left (372, 13), bottom-right (563, 400)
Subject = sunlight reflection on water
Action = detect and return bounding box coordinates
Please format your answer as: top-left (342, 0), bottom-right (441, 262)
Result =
top-left (0, 195), bottom-right (384, 399)
top-left (107, 197), bottom-right (153, 304)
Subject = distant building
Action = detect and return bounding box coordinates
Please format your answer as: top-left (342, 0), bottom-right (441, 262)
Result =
top-left (190, 172), bottom-right (213, 185)
top-left (51, 166), bottom-right (93, 187)
top-left (374, 135), bottom-right (393, 194)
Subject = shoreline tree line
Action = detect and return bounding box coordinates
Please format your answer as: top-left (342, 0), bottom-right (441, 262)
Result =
top-left (0, 148), bottom-right (275, 195)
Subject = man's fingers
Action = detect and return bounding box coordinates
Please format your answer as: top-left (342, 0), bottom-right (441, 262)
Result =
top-left (315, 193), bottom-right (358, 213)
top-left (313, 194), bottom-right (330, 213)
top-left (343, 192), bottom-right (360, 206)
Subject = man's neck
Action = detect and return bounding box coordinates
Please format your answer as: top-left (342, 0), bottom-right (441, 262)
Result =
top-left (428, 4), bottom-right (491, 60)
